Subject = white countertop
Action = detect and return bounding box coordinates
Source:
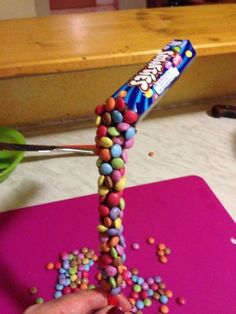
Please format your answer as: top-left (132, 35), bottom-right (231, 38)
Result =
top-left (1, 100), bottom-right (236, 221)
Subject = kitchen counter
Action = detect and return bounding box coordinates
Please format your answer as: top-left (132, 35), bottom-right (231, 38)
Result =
top-left (1, 99), bottom-right (235, 221)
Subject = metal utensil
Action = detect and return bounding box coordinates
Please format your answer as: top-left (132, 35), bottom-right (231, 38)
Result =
top-left (0, 142), bottom-right (96, 155)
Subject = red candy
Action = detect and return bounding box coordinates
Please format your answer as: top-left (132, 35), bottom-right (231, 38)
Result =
top-left (63, 287), bottom-right (71, 295)
top-left (98, 254), bottom-right (113, 268)
top-left (140, 290), bottom-right (148, 300)
top-left (131, 291), bottom-right (139, 300)
top-left (98, 205), bottom-right (110, 217)
top-left (124, 110), bottom-right (138, 124)
top-left (115, 96), bottom-right (126, 112)
top-left (95, 104), bottom-right (105, 115)
top-left (97, 125), bottom-right (107, 137)
top-left (54, 262), bottom-right (62, 270)
top-left (107, 192), bottom-right (120, 207)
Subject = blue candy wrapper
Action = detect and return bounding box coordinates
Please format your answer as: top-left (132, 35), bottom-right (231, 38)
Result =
top-left (112, 39), bottom-right (196, 121)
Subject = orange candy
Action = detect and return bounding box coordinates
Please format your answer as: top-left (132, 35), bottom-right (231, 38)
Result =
top-left (119, 90), bottom-right (127, 98)
top-left (160, 255), bottom-right (168, 264)
top-left (160, 305), bottom-right (169, 314)
top-left (165, 290), bottom-right (173, 298)
top-left (109, 236), bottom-right (120, 247)
top-left (80, 283), bottom-right (88, 290)
top-left (158, 243), bottom-right (166, 250)
top-left (46, 262), bottom-right (54, 270)
top-left (99, 148), bottom-right (111, 162)
top-left (106, 97), bottom-right (116, 111)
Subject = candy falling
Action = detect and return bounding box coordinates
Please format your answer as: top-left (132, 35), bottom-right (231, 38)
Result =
top-left (95, 95), bottom-right (138, 295)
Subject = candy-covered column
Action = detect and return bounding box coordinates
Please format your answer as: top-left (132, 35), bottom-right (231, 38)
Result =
top-left (95, 40), bottom-right (196, 295)
top-left (95, 94), bottom-right (137, 295)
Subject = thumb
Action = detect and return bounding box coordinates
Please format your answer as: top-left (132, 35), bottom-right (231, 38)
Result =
top-left (24, 289), bottom-right (108, 314)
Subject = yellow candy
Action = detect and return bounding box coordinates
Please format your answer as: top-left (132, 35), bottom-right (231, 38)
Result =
top-left (97, 225), bottom-right (108, 232)
top-left (98, 186), bottom-right (109, 196)
top-left (145, 89), bottom-right (153, 98)
top-left (96, 116), bottom-right (101, 126)
top-left (82, 258), bottom-right (89, 265)
top-left (185, 50), bottom-right (193, 58)
top-left (98, 175), bottom-right (105, 187)
top-left (70, 274), bottom-right (77, 282)
top-left (114, 178), bottom-right (126, 191)
top-left (100, 137), bottom-right (113, 148)
top-left (114, 218), bottom-right (122, 229)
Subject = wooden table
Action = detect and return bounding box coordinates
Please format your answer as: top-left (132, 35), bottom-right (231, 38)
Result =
top-left (0, 4), bottom-right (235, 127)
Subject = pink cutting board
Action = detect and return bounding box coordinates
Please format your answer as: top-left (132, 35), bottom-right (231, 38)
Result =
top-left (1, 175), bottom-right (236, 313)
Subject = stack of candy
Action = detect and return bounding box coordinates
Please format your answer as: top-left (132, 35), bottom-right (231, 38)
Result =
top-left (52, 248), bottom-right (98, 298)
top-left (95, 93), bottom-right (138, 295)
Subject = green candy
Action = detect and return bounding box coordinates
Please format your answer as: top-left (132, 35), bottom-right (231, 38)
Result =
top-left (108, 127), bottom-right (120, 137)
top-left (35, 297), bottom-right (44, 304)
top-left (68, 254), bottom-right (74, 261)
top-left (109, 277), bottom-right (117, 288)
top-left (88, 284), bottom-right (96, 290)
top-left (110, 247), bottom-right (118, 259)
top-left (133, 284), bottom-right (142, 292)
top-left (69, 267), bottom-right (76, 275)
top-left (144, 298), bottom-right (152, 307)
top-left (96, 158), bottom-right (102, 168)
top-left (111, 158), bottom-right (124, 170)
top-left (119, 197), bottom-right (125, 210)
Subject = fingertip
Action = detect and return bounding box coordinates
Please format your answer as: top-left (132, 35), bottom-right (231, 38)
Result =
top-left (116, 294), bottom-right (132, 312)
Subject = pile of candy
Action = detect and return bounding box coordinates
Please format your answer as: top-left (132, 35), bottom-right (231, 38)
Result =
top-left (44, 247), bottom-right (174, 313)
top-left (50, 248), bottom-right (98, 298)
top-left (94, 93), bottom-right (138, 295)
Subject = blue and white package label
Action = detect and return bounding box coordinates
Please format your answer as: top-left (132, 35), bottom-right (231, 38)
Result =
top-left (112, 39), bottom-right (196, 120)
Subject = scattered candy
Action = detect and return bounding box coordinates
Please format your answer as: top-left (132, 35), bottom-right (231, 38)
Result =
top-left (157, 243), bottom-right (171, 264)
top-left (177, 296), bottom-right (186, 305)
top-left (35, 297), bottom-right (44, 304)
top-left (46, 262), bottom-right (54, 270)
top-left (132, 242), bottom-right (140, 250)
top-left (160, 304), bottom-right (169, 313)
top-left (147, 237), bottom-right (155, 245)
top-left (148, 152), bottom-right (155, 157)
top-left (29, 286), bottom-right (37, 295)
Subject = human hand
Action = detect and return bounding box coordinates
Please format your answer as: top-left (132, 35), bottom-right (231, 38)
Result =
top-left (23, 289), bottom-right (132, 314)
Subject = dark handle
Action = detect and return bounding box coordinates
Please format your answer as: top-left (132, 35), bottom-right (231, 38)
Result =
top-left (211, 105), bottom-right (236, 119)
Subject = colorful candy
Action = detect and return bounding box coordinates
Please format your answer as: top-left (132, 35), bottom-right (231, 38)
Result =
top-left (95, 95), bottom-right (138, 295)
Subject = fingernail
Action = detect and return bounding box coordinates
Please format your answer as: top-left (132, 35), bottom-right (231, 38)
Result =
top-left (107, 306), bottom-right (125, 314)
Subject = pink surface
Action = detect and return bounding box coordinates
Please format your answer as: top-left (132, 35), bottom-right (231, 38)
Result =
top-left (1, 175), bottom-right (236, 313)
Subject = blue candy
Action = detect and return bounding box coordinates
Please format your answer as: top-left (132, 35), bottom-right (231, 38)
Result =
top-left (99, 163), bottom-right (113, 175)
top-left (59, 268), bottom-right (66, 274)
top-left (107, 228), bottom-right (119, 236)
top-left (111, 287), bottom-right (121, 295)
top-left (56, 284), bottom-right (64, 291)
top-left (111, 144), bottom-right (122, 158)
top-left (110, 207), bottom-right (121, 220)
top-left (54, 291), bottom-right (62, 298)
top-left (111, 110), bottom-right (123, 123)
top-left (160, 295), bottom-right (168, 304)
top-left (125, 127), bottom-right (136, 140)
top-left (136, 300), bottom-right (144, 310)
top-left (132, 274), bottom-right (138, 283)
top-left (154, 276), bottom-right (162, 283)
top-left (64, 278), bottom-right (71, 286)
top-left (84, 265), bottom-right (90, 271)
top-left (147, 288), bottom-right (154, 297)
top-left (137, 277), bottom-right (144, 285)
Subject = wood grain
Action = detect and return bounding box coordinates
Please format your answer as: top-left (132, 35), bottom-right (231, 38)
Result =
top-left (0, 4), bottom-right (236, 78)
